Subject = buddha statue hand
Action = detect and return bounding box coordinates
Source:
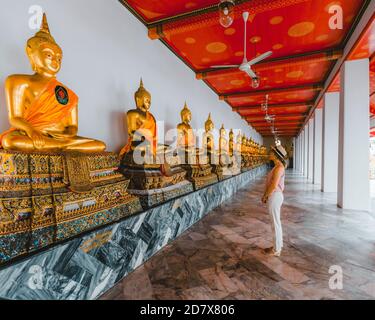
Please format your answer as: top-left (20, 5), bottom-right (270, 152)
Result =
top-left (30, 130), bottom-right (47, 149)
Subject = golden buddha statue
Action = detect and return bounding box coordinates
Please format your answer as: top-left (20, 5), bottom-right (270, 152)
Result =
top-left (219, 124), bottom-right (228, 155)
top-left (229, 129), bottom-right (234, 157)
top-left (203, 113), bottom-right (215, 154)
top-left (0, 14), bottom-right (105, 153)
top-left (177, 102), bottom-right (195, 151)
top-left (120, 79), bottom-right (157, 158)
top-left (241, 136), bottom-right (247, 153)
top-left (119, 80), bottom-right (193, 205)
top-left (236, 133), bottom-right (242, 154)
top-left (176, 109), bottom-right (218, 189)
top-left (0, 13), bottom-right (141, 265)
top-left (219, 124), bottom-right (230, 167)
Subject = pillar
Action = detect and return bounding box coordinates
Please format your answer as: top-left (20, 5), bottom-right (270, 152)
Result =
top-left (337, 59), bottom-right (370, 211)
top-left (321, 92), bottom-right (339, 192)
top-left (308, 118), bottom-right (314, 181)
top-left (293, 138), bottom-right (296, 169)
top-left (304, 127), bottom-right (308, 177)
top-left (313, 109), bottom-right (323, 185)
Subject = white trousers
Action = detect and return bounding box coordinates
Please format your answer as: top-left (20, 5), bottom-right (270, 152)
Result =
top-left (267, 192), bottom-right (284, 252)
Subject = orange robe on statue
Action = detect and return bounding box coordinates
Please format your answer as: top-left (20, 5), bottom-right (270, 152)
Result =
top-left (0, 78), bottom-right (78, 148)
top-left (119, 112), bottom-right (158, 157)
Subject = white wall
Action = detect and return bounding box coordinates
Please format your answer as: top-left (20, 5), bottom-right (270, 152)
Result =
top-left (0, 0), bottom-right (261, 152)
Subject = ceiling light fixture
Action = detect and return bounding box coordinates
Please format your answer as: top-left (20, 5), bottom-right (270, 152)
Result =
top-left (252, 77), bottom-right (260, 89)
top-left (219, 0), bottom-right (235, 28)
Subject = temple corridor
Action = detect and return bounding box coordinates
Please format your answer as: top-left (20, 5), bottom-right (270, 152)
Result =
top-left (101, 170), bottom-right (375, 300)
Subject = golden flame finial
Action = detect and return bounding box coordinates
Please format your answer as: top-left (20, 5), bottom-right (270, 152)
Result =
top-left (40, 13), bottom-right (50, 34)
top-left (26, 12), bottom-right (59, 53)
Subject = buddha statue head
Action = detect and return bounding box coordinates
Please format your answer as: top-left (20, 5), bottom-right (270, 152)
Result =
top-left (26, 13), bottom-right (62, 77)
top-left (205, 113), bottom-right (214, 132)
top-left (180, 102), bottom-right (192, 124)
top-left (135, 79), bottom-right (151, 112)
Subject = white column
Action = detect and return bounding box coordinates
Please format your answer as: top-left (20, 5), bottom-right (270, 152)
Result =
top-left (297, 135), bottom-right (301, 172)
top-left (313, 109), bottom-right (323, 185)
top-left (337, 59), bottom-right (370, 211)
top-left (308, 118), bottom-right (314, 181)
top-left (304, 126), bottom-right (308, 177)
top-left (302, 130), bottom-right (305, 175)
top-left (293, 137), bottom-right (296, 169)
top-left (322, 92), bottom-right (340, 192)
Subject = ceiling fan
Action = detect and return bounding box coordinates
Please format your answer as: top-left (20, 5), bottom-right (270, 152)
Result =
top-left (211, 11), bottom-right (273, 88)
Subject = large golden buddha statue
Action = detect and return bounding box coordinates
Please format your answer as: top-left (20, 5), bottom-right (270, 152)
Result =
top-left (0, 14), bottom-right (105, 153)
top-left (0, 13), bottom-right (141, 265)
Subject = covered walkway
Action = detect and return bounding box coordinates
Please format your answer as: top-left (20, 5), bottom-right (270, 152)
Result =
top-left (101, 171), bottom-right (375, 300)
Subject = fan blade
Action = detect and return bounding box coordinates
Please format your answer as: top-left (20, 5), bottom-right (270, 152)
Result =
top-left (248, 51), bottom-right (273, 66)
top-left (244, 68), bottom-right (257, 79)
top-left (243, 11), bottom-right (249, 62)
top-left (210, 65), bottom-right (240, 68)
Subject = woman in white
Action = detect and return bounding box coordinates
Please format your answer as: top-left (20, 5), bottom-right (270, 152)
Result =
top-left (262, 145), bottom-right (288, 257)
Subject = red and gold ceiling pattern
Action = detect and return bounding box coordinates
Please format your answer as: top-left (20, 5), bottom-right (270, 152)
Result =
top-left (121, 0), bottom-right (372, 136)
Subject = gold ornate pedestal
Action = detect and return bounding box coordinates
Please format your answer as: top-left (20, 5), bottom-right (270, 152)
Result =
top-left (120, 150), bottom-right (194, 209)
top-left (180, 149), bottom-right (218, 190)
top-left (0, 150), bottom-right (141, 264)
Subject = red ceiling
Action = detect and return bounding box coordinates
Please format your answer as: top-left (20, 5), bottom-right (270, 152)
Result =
top-left (325, 14), bottom-right (375, 114)
top-left (121, 0), bottom-right (372, 137)
top-left (125, 0), bottom-right (219, 23)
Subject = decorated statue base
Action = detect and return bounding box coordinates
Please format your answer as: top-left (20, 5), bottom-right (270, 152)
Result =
top-left (0, 150), bottom-right (142, 265)
top-left (177, 150), bottom-right (218, 190)
top-left (119, 151), bottom-right (193, 209)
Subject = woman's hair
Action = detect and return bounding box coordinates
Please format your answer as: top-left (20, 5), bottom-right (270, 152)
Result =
top-left (271, 149), bottom-right (288, 168)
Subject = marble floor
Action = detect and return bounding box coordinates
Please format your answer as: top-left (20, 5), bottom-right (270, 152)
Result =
top-left (100, 171), bottom-right (375, 300)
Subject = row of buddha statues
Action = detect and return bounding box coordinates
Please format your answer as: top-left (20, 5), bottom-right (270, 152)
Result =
top-left (0, 14), bottom-right (268, 265)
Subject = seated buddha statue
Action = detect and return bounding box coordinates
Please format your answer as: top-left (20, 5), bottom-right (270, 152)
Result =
top-left (203, 113), bottom-right (215, 157)
top-left (120, 79), bottom-right (157, 160)
top-left (228, 129), bottom-right (234, 157)
top-left (176, 106), bottom-right (218, 189)
top-left (0, 14), bottom-right (141, 264)
top-left (219, 124), bottom-right (230, 166)
top-left (119, 79), bottom-right (191, 205)
top-left (236, 133), bottom-right (242, 154)
top-left (0, 13), bottom-right (105, 153)
top-left (177, 102), bottom-right (196, 158)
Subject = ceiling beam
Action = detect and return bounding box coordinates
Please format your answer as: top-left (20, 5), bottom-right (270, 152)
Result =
top-left (197, 49), bottom-right (342, 79)
top-left (252, 123), bottom-right (303, 128)
top-left (244, 113), bottom-right (307, 121)
top-left (233, 102), bottom-right (313, 111)
top-left (220, 83), bottom-right (323, 100)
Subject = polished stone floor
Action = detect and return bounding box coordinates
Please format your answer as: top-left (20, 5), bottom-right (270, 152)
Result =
top-left (100, 171), bottom-right (375, 300)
